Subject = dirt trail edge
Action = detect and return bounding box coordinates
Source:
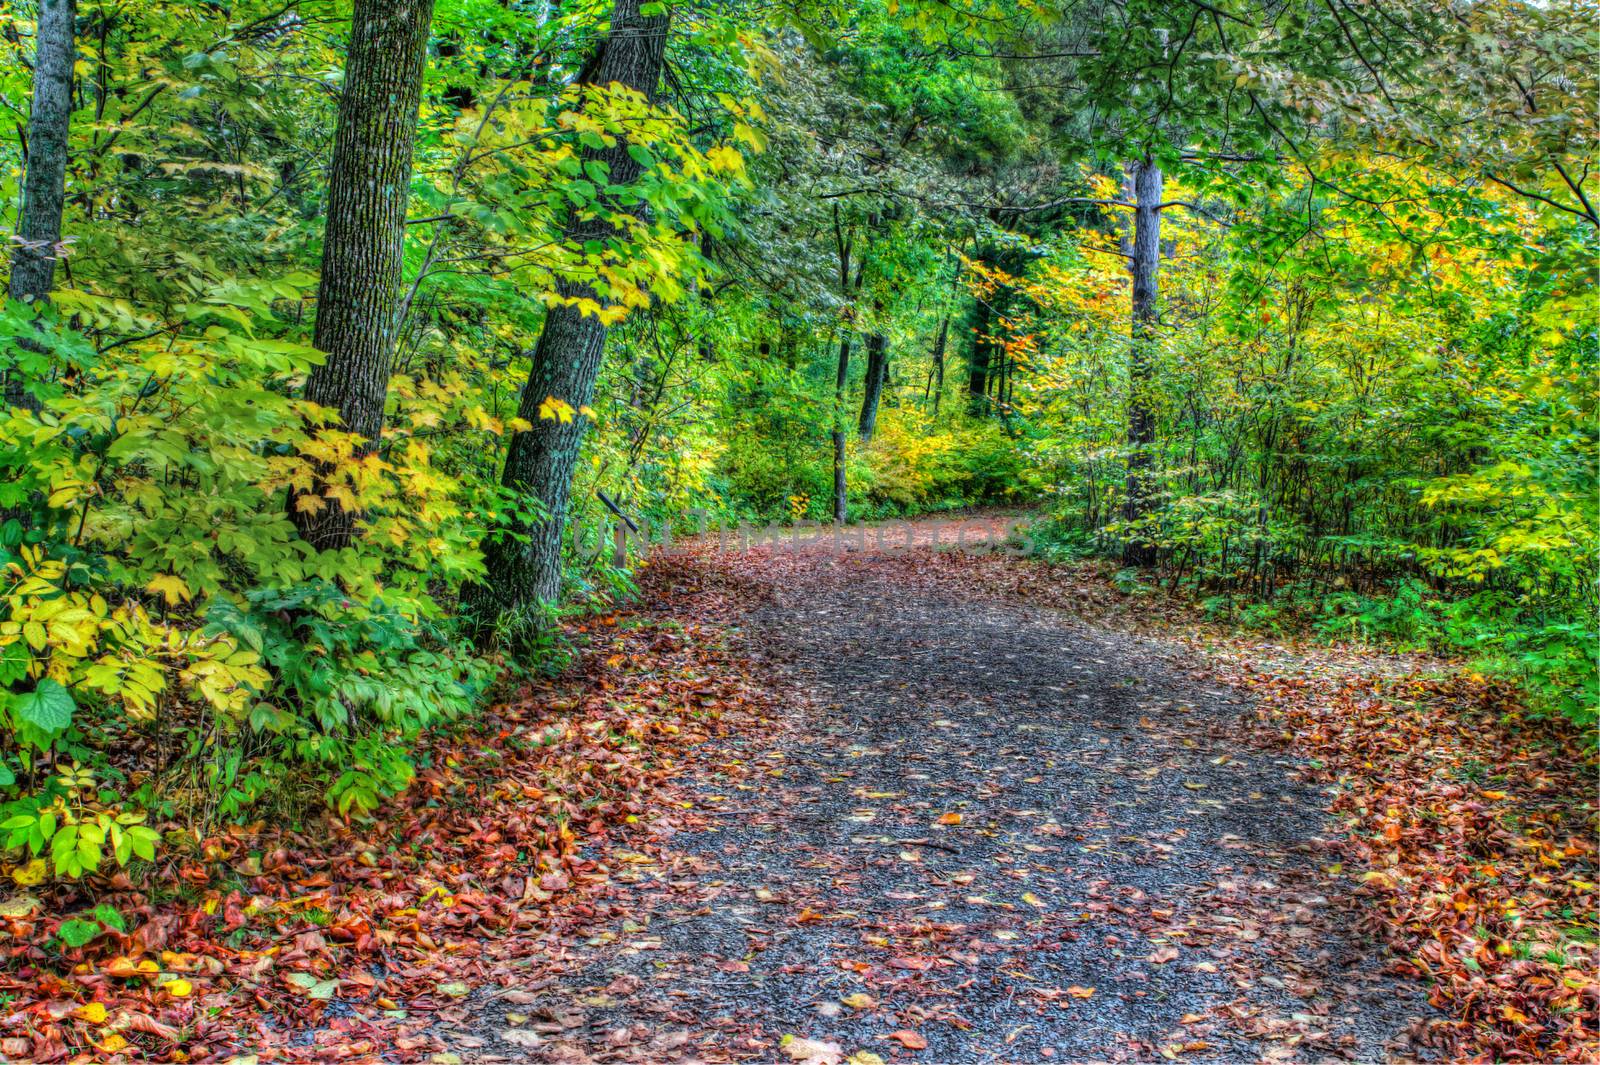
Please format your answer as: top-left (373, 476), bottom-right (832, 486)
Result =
top-left (458, 528), bottom-right (1430, 1064)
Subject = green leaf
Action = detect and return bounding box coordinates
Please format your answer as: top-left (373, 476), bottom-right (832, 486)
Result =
top-left (12, 680), bottom-right (76, 735)
top-left (56, 917), bottom-right (102, 948)
top-left (0, 642), bottom-right (27, 685)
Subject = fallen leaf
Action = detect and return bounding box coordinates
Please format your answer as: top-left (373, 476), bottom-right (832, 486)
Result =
top-left (781, 1035), bottom-right (843, 1065)
top-left (73, 1001), bottom-right (108, 1023)
top-left (886, 1030), bottom-right (928, 1050)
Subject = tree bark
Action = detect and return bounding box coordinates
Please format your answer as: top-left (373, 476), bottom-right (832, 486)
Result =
top-left (290, 0), bottom-right (434, 549)
top-left (966, 294), bottom-right (991, 414)
top-left (925, 314), bottom-right (947, 414)
top-left (857, 331), bottom-right (888, 441)
top-left (1121, 158), bottom-right (1163, 567)
top-left (470, 0), bottom-right (670, 612)
top-left (5, 0), bottom-right (76, 414)
top-left (832, 333), bottom-right (851, 523)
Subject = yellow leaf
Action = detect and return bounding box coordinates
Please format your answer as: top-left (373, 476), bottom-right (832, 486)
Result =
top-left (840, 992), bottom-right (875, 1009)
top-left (95, 1035), bottom-right (129, 1054)
top-left (164, 977), bottom-right (193, 997)
top-left (74, 1001), bottom-right (108, 1023)
top-left (145, 574), bottom-right (191, 606)
top-left (707, 144), bottom-right (746, 175)
top-left (12, 858), bottom-right (47, 886)
top-left (936, 812), bottom-right (961, 826)
top-left (538, 396), bottom-right (575, 424)
top-left (1022, 891), bottom-right (1045, 908)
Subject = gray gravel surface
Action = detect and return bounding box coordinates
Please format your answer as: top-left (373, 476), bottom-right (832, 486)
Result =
top-left (461, 551), bottom-right (1431, 1064)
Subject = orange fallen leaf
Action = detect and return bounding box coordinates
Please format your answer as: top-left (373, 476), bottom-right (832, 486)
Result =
top-left (936, 812), bottom-right (961, 826)
top-left (1066, 985), bottom-right (1095, 998)
top-left (886, 1030), bottom-right (927, 1050)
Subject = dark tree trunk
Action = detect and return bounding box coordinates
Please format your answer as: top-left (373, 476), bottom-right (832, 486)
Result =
top-left (5, 0), bottom-right (76, 414)
top-left (1121, 158), bottom-right (1163, 567)
top-left (926, 314), bottom-right (947, 414)
top-left (470, 0), bottom-right (670, 612)
top-left (857, 332), bottom-right (888, 441)
top-left (966, 294), bottom-right (991, 413)
top-left (290, 0), bottom-right (434, 549)
top-left (832, 333), bottom-right (851, 523)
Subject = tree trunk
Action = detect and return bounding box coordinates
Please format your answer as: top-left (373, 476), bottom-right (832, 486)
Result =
top-left (832, 333), bottom-right (851, 523)
top-left (5, 0), bottom-right (76, 414)
top-left (290, 0), bottom-right (434, 549)
top-left (857, 332), bottom-right (888, 441)
top-left (1121, 158), bottom-right (1162, 567)
top-left (926, 314), bottom-right (947, 415)
top-left (966, 294), bottom-right (991, 414)
top-left (470, 0), bottom-right (670, 612)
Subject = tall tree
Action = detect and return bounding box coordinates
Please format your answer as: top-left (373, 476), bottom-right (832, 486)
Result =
top-left (1120, 157), bottom-right (1162, 567)
top-left (470, 0), bottom-right (671, 611)
top-left (925, 314), bottom-right (947, 414)
top-left (857, 329), bottom-right (888, 440)
top-left (830, 205), bottom-right (856, 524)
top-left (5, 0), bottom-right (76, 414)
top-left (290, 0), bottom-right (435, 550)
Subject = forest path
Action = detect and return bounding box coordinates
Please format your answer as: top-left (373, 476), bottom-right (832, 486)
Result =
top-left (459, 524), bottom-right (1427, 1063)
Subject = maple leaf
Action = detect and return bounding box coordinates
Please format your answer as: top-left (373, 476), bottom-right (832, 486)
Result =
top-left (538, 396), bottom-right (576, 423)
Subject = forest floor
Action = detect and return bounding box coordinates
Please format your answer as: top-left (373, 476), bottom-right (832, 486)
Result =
top-left (447, 520), bottom-right (1429, 1064)
top-left (4, 516), bottom-right (1594, 1063)
top-left (431, 515), bottom-right (1594, 1064)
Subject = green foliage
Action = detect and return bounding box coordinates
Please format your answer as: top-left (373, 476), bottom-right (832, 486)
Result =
top-left (0, 0), bottom-right (1593, 902)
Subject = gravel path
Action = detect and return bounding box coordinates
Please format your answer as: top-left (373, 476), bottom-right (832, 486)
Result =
top-left (462, 542), bottom-right (1429, 1063)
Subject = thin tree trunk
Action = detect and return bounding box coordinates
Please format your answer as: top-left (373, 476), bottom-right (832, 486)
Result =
top-left (857, 332), bottom-right (887, 441)
top-left (1121, 157), bottom-right (1162, 567)
top-left (5, 0), bottom-right (76, 414)
top-left (290, 0), bottom-right (434, 549)
top-left (925, 314), bottom-right (947, 414)
top-left (967, 294), bottom-right (991, 414)
top-left (832, 333), bottom-right (851, 523)
top-left (469, 0), bottom-right (670, 612)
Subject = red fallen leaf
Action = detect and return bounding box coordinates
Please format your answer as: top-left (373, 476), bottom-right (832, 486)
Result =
top-left (889, 955), bottom-right (935, 971)
top-left (132, 915), bottom-right (176, 954)
top-left (120, 1011), bottom-right (180, 1041)
top-left (1149, 946), bottom-right (1180, 964)
top-left (717, 960), bottom-right (750, 973)
top-left (887, 1030), bottom-right (928, 1050)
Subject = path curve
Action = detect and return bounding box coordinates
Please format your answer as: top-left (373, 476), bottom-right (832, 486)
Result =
top-left (463, 528), bottom-right (1427, 1063)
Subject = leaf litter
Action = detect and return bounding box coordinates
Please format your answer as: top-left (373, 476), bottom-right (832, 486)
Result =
top-left (0, 515), bottom-right (1591, 1062)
